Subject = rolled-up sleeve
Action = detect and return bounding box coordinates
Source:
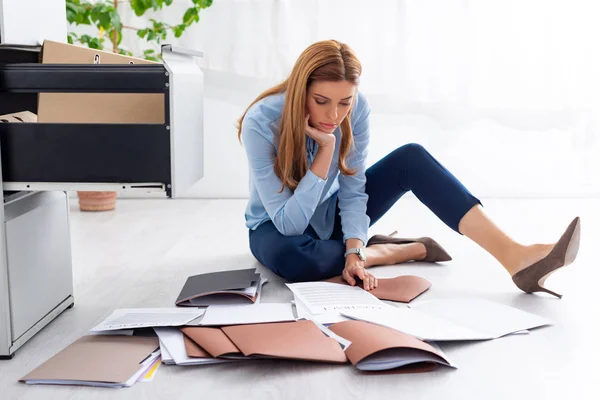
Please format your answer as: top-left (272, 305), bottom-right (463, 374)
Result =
top-left (242, 117), bottom-right (328, 236)
top-left (337, 94), bottom-right (371, 244)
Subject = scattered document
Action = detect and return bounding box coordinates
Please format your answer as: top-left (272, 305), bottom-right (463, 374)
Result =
top-left (286, 282), bottom-right (390, 315)
top-left (341, 298), bottom-right (553, 341)
top-left (199, 303), bottom-right (296, 326)
top-left (292, 296), bottom-right (351, 325)
top-left (90, 308), bottom-right (205, 332)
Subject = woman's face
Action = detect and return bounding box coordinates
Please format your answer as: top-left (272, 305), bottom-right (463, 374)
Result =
top-left (306, 80), bottom-right (356, 133)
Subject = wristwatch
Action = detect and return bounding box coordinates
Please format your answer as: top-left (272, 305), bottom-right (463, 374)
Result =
top-left (344, 247), bottom-right (367, 262)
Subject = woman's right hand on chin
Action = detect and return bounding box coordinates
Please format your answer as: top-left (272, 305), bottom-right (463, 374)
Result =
top-left (305, 115), bottom-right (336, 148)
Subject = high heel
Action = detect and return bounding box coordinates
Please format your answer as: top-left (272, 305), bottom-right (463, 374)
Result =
top-left (511, 217), bottom-right (581, 299)
top-left (366, 231), bottom-right (452, 262)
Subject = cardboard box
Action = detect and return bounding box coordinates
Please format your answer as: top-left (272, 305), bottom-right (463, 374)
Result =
top-left (0, 111), bottom-right (37, 123)
top-left (37, 40), bottom-right (165, 124)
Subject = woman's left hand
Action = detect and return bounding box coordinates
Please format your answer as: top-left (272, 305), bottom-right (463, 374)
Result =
top-left (342, 256), bottom-right (378, 291)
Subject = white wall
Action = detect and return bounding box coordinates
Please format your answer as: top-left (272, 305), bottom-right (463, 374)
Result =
top-left (70, 0), bottom-right (600, 199)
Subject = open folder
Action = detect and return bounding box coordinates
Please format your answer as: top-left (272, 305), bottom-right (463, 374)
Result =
top-left (328, 320), bottom-right (454, 372)
top-left (324, 275), bottom-right (431, 303)
top-left (19, 335), bottom-right (160, 388)
top-left (183, 320), bottom-right (348, 363)
top-left (175, 268), bottom-right (264, 306)
top-left (181, 320), bottom-right (454, 373)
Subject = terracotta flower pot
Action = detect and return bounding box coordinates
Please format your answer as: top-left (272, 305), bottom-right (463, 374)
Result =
top-left (77, 191), bottom-right (117, 211)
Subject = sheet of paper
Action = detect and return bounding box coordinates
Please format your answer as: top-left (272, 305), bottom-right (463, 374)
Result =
top-left (410, 298), bottom-right (554, 338)
top-left (159, 338), bottom-right (174, 364)
top-left (292, 297), bottom-right (350, 325)
top-left (341, 307), bottom-right (488, 341)
top-left (200, 303), bottom-right (296, 326)
top-left (286, 282), bottom-right (389, 315)
top-left (154, 327), bottom-right (230, 366)
top-left (90, 308), bottom-right (205, 332)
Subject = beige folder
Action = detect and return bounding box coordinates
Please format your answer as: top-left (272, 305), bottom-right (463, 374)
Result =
top-left (181, 326), bottom-right (244, 358)
top-left (20, 335), bottom-right (159, 386)
top-left (328, 320), bottom-right (452, 373)
top-left (183, 334), bottom-right (213, 358)
top-left (218, 320), bottom-right (348, 363)
top-left (324, 274), bottom-right (431, 303)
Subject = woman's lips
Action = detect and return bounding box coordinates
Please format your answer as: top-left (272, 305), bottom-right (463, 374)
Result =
top-left (320, 122), bottom-right (336, 129)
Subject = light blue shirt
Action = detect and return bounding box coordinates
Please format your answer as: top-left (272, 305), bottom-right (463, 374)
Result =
top-left (242, 91), bottom-right (371, 244)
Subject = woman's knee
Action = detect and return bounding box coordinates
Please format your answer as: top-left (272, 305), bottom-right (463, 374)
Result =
top-left (393, 143), bottom-right (433, 168)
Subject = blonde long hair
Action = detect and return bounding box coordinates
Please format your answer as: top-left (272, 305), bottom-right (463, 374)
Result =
top-left (236, 40), bottom-right (362, 191)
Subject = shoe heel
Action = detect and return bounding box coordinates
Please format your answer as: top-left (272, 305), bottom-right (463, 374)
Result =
top-left (536, 285), bottom-right (562, 299)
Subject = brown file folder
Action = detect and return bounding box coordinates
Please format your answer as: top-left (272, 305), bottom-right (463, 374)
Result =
top-left (20, 335), bottom-right (159, 387)
top-left (328, 320), bottom-right (452, 373)
top-left (324, 274), bottom-right (431, 303)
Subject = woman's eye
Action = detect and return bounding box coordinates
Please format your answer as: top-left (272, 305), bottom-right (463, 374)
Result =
top-left (340, 103), bottom-right (351, 107)
top-left (316, 100), bottom-right (327, 105)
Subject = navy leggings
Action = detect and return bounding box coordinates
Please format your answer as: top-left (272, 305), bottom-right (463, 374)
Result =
top-left (249, 143), bottom-right (481, 282)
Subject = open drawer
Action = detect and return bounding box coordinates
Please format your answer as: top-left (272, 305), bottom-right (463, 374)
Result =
top-left (0, 44), bottom-right (204, 198)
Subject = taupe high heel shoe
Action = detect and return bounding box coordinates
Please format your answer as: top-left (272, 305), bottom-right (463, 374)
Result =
top-left (512, 217), bottom-right (581, 299)
top-left (366, 231), bottom-right (452, 262)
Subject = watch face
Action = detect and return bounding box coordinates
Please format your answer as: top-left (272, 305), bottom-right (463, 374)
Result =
top-left (357, 248), bottom-right (366, 261)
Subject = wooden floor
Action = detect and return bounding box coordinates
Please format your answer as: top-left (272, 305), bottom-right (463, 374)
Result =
top-left (1, 197), bottom-right (598, 399)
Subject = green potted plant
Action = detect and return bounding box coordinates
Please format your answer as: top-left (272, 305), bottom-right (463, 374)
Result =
top-left (66, 0), bottom-right (212, 210)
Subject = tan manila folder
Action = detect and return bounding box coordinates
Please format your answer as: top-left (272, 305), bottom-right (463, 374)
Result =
top-left (20, 335), bottom-right (159, 387)
top-left (221, 320), bottom-right (348, 363)
top-left (182, 334), bottom-right (214, 358)
top-left (328, 320), bottom-right (452, 373)
top-left (181, 327), bottom-right (244, 358)
top-left (324, 275), bottom-right (431, 303)
top-left (38, 40), bottom-right (164, 124)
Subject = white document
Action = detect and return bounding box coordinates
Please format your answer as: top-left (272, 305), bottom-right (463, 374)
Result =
top-left (200, 303), bottom-right (296, 326)
top-left (342, 307), bottom-right (488, 342)
top-left (292, 296), bottom-right (351, 325)
top-left (342, 298), bottom-right (553, 342)
top-left (153, 327), bottom-right (231, 366)
top-left (159, 338), bottom-right (174, 365)
top-left (286, 282), bottom-right (389, 315)
top-left (90, 308), bottom-right (205, 332)
top-left (410, 298), bottom-right (553, 339)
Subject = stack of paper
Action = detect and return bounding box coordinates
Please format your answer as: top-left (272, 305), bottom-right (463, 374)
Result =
top-left (341, 298), bottom-right (554, 341)
top-left (19, 335), bottom-right (160, 388)
top-left (176, 268), bottom-right (267, 306)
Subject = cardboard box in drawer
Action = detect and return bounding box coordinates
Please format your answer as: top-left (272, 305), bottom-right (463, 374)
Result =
top-left (37, 40), bottom-right (165, 124)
